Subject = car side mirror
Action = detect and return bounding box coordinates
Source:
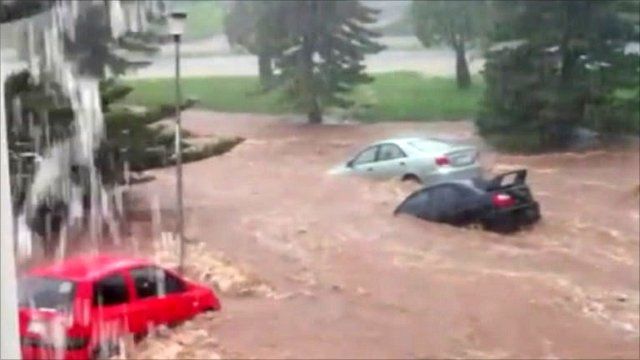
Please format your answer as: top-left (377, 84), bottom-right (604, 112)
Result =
top-left (347, 159), bottom-right (354, 168)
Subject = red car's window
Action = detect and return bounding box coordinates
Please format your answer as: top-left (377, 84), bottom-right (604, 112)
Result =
top-left (130, 267), bottom-right (158, 299)
top-left (93, 274), bottom-right (129, 306)
top-left (18, 276), bottom-right (76, 312)
top-left (164, 271), bottom-right (186, 294)
top-left (130, 267), bottom-right (186, 299)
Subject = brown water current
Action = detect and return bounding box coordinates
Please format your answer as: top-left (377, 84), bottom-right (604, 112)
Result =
top-left (128, 110), bottom-right (639, 359)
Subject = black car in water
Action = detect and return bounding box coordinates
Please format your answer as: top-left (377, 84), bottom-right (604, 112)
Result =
top-left (394, 170), bottom-right (540, 232)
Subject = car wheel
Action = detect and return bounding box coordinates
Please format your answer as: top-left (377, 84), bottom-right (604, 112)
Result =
top-left (483, 219), bottom-right (518, 233)
top-left (401, 174), bottom-right (421, 183)
top-left (467, 222), bottom-right (483, 230)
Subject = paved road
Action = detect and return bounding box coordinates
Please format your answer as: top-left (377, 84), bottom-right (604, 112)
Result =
top-left (125, 37), bottom-right (484, 79)
top-left (1, 33), bottom-right (484, 79)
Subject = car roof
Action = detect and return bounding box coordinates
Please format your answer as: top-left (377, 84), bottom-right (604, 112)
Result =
top-left (372, 137), bottom-right (450, 148)
top-left (27, 254), bottom-right (154, 282)
top-left (421, 179), bottom-right (486, 192)
top-left (371, 137), bottom-right (420, 145)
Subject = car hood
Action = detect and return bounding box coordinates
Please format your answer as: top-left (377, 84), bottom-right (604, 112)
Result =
top-left (328, 164), bottom-right (351, 175)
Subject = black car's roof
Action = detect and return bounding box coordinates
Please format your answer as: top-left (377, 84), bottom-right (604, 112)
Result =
top-left (421, 170), bottom-right (528, 193)
top-left (421, 179), bottom-right (488, 192)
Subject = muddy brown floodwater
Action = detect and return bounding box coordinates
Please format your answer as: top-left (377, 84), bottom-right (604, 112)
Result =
top-left (129, 110), bottom-right (639, 359)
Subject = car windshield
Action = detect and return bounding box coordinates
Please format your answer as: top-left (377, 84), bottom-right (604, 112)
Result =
top-left (18, 276), bottom-right (76, 312)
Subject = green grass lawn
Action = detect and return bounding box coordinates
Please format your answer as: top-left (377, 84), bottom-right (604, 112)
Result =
top-left (123, 72), bottom-right (484, 122)
top-left (123, 76), bottom-right (285, 114)
top-left (357, 73), bottom-right (483, 121)
top-left (182, 1), bottom-right (225, 40)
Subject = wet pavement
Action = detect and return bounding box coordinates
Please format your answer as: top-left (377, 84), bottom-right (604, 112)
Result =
top-left (123, 37), bottom-right (483, 79)
top-left (131, 110), bottom-right (639, 359)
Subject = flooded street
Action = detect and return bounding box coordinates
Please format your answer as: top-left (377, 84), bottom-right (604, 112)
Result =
top-left (2, 1), bottom-right (637, 359)
top-left (131, 110), bottom-right (639, 359)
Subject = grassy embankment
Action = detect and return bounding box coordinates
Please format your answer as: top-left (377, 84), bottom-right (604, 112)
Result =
top-left (123, 72), bottom-right (484, 122)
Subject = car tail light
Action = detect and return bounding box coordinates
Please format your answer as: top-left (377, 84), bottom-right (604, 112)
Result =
top-left (492, 193), bottom-right (516, 208)
top-left (27, 320), bottom-right (47, 335)
top-left (435, 155), bottom-right (450, 166)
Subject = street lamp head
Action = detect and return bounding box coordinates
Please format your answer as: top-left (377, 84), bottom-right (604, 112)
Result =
top-left (168, 11), bottom-right (187, 38)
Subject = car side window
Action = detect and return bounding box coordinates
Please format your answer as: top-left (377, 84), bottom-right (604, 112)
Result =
top-left (93, 274), bottom-right (129, 307)
top-left (428, 185), bottom-right (460, 213)
top-left (131, 267), bottom-right (186, 299)
top-left (352, 146), bottom-right (378, 166)
top-left (457, 185), bottom-right (478, 198)
top-left (439, 186), bottom-right (460, 202)
top-left (131, 267), bottom-right (159, 299)
top-left (377, 144), bottom-right (405, 161)
top-left (164, 270), bottom-right (186, 294)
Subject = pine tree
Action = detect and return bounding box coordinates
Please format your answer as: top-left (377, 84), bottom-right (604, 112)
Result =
top-left (274, 0), bottom-right (384, 123)
top-left (411, 0), bottom-right (489, 89)
top-left (224, 1), bottom-right (286, 88)
top-left (0, 0), bottom-right (52, 23)
top-left (2, 1), bottom-right (169, 213)
top-left (477, 0), bottom-right (639, 151)
top-left (65, 1), bottom-right (166, 78)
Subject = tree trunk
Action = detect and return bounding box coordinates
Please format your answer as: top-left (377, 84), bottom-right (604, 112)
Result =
top-left (301, 35), bottom-right (322, 123)
top-left (257, 53), bottom-right (273, 88)
top-left (559, 33), bottom-right (575, 84)
top-left (559, 2), bottom-right (574, 84)
top-left (455, 45), bottom-right (471, 89)
top-left (308, 98), bottom-right (322, 124)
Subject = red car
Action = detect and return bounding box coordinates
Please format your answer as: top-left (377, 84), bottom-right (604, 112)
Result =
top-left (18, 254), bottom-right (221, 359)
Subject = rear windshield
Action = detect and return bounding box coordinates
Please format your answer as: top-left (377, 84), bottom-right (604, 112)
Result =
top-left (18, 276), bottom-right (76, 311)
top-left (408, 140), bottom-right (449, 152)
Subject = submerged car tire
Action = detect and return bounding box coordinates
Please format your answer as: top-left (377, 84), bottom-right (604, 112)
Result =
top-left (467, 222), bottom-right (484, 231)
top-left (401, 174), bottom-right (422, 183)
top-left (482, 218), bottom-right (518, 233)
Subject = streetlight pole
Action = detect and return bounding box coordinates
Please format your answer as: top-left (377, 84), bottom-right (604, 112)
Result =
top-left (175, 34), bottom-right (184, 274)
top-left (168, 11), bottom-right (187, 273)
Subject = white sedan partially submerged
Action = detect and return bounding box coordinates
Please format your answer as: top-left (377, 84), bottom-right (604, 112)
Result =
top-left (330, 137), bottom-right (482, 185)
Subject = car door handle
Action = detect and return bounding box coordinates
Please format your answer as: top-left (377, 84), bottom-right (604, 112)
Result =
top-left (367, 167), bottom-right (373, 171)
top-left (399, 161), bottom-right (406, 166)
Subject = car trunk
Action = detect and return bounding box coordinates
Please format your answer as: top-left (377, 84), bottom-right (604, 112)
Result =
top-left (20, 308), bottom-right (72, 348)
top-left (445, 147), bottom-right (478, 167)
top-left (486, 170), bottom-right (536, 206)
top-left (18, 276), bottom-right (89, 355)
top-left (504, 185), bottom-right (535, 206)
